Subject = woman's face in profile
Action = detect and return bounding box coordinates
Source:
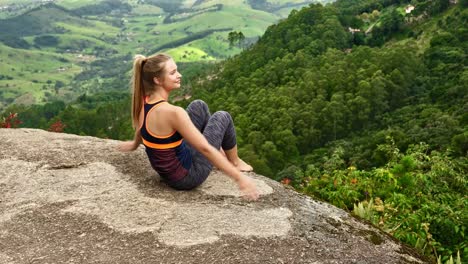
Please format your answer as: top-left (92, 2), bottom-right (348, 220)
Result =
top-left (159, 59), bottom-right (182, 90)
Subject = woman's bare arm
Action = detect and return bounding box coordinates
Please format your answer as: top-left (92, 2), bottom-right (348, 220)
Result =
top-left (118, 128), bottom-right (142, 152)
top-left (118, 106), bottom-right (144, 152)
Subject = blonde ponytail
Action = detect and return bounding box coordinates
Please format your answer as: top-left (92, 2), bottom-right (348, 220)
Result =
top-left (131, 55), bottom-right (146, 129)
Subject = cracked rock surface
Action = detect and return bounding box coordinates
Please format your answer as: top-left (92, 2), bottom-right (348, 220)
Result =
top-left (0, 129), bottom-right (430, 264)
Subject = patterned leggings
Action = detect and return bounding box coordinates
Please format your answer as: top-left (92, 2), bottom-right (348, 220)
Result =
top-left (168, 100), bottom-right (237, 190)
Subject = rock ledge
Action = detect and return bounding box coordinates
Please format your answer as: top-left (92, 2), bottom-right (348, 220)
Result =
top-left (0, 129), bottom-right (429, 264)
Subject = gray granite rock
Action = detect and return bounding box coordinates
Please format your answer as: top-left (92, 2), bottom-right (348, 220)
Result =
top-left (0, 128), bottom-right (430, 264)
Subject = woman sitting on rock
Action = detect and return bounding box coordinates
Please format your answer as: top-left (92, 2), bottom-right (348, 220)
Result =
top-left (118, 53), bottom-right (259, 200)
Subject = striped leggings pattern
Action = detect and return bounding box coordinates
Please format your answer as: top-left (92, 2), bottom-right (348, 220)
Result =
top-left (167, 100), bottom-right (237, 190)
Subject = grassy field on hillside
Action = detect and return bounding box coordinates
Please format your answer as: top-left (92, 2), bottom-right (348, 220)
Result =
top-left (0, 0), bottom-right (319, 110)
top-left (0, 43), bottom-right (82, 109)
top-left (166, 46), bottom-right (215, 62)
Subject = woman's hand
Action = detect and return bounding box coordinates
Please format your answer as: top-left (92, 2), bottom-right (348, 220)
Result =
top-left (237, 175), bottom-right (259, 201)
top-left (117, 141), bottom-right (139, 152)
top-left (117, 129), bottom-right (142, 152)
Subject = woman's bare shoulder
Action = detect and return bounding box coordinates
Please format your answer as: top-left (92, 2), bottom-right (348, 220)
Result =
top-left (155, 103), bottom-right (185, 117)
top-left (162, 103), bottom-right (184, 112)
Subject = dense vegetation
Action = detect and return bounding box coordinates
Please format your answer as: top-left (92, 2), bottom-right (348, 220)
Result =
top-left (189, 1), bottom-right (467, 262)
top-left (71, 0), bottom-right (132, 16)
top-left (143, 0), bottom-right (184, 13)
top-left (1, 0), bottom-right (466, 262)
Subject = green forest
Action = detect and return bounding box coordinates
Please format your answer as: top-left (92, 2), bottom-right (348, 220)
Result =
top-left (1, 0), bottom-right (467, 262)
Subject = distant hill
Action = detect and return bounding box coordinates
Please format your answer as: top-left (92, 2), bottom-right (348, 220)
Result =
top-left (0, 0), bottom-right (330, 110)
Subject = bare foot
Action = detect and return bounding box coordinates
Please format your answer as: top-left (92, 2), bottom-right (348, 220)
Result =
top-left (233, 158), bottom-right (253, 172)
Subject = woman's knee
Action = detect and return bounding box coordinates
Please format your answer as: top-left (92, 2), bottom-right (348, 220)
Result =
top-left (188, 99), bottom-right (208, 109)
top-left (212, 111), bottom-right (232, 122)
top-left (187, 99), bottom-right (209, 115)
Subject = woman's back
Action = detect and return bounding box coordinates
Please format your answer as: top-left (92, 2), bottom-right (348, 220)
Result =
top-left (140, 99), bottom-right (192, 183)
top-left (143, 97), bottom-right (177, 137)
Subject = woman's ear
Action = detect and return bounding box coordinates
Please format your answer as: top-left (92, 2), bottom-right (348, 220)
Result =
top-left (153, 76), bottom-right (160, 85)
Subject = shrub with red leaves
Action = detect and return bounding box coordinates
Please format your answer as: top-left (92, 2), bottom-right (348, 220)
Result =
top-left (1, 113), bottom-right (22, 128)
top-left (280, 178), bottom-right (291, 185)
top-left (48, 119), bottom-right (66, 133)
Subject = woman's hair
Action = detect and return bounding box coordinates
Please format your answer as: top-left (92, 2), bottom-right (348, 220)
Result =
top-left (131, 53), bottom-right (172, 129)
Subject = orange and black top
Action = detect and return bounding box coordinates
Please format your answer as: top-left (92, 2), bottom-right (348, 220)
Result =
top-left (140, 98), bottom-right (192, 183)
